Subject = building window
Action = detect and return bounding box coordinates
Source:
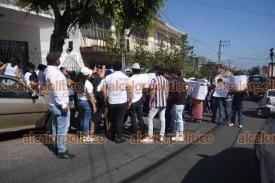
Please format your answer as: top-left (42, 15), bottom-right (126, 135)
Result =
top-left (155, 32), bottom-right (166, 44)
top-left (131, 29), bottom-right (148, 45)
top-left (0, 40), bottom-right (28, 68)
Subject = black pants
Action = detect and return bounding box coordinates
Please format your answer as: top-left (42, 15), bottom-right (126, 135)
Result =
top-left (212, 98), bottom-right (219, 122)
top-left (94, 104), bottom-right (105, 134)
top-left (212, 98), bottom-right (228, 123)
top-left (165, 104), bottom-right (173, 134)
top-left (129, 99), bottom-right (146, 133)
top-left (108, 102), bottom-right (128, 140)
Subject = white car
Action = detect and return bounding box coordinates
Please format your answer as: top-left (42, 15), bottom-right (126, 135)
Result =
top-left (257, 89), bottom-right (275, 116)
top-left (254, 109), bottom-right (275, 183)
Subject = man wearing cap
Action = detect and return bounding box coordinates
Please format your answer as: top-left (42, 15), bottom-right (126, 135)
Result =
top-left (44, 52), bottom-right (75, 159)
top-left (128, 63), bottom-right (147, 134)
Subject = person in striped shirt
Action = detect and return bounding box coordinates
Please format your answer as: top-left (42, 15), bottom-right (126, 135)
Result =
top-left (142, 65), bottom-right (169, 143)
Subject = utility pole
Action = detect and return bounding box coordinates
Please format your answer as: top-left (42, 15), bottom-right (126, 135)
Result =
top-left (227, 59), bottom-right (231, 69)
top-left (218, 40), bottom-right (222, 64)
top-left (217, 40), bottom-right (230, 63)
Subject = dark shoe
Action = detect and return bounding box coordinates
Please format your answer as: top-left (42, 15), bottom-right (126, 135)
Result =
top-left (57, 151), bottom-right (75, 159)
top-left (116, 139), bottom-right (126, 144)
top-left (108, 134), bottom-right (116, 141)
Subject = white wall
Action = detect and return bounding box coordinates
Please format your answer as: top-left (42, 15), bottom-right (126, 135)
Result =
top-left (0, 21), bottom-right (84, 68)
top-left (40, 27), bottom-right (83, 67)
top-left (0, 21), bottom-right (42, 65)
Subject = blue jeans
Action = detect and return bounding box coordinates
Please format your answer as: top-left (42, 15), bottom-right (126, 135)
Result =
top-left (147, 107), bottom-right (166, 137)
top-left (77, 100), bottom-right (93, 136)
top-left (171, 105), bottom-right (185, 136)
top-left (217, 98), bottom-right (227, 123)
top-left (49, 105), bottom-right (70, 154)
top-left (231, 104), bottom-right (243, 125)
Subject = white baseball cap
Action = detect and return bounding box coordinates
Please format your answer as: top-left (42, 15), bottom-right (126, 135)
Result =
top-left (131, 63), bottom-right (141, 70)
top-left (81, 67), bottom-right (92, 76)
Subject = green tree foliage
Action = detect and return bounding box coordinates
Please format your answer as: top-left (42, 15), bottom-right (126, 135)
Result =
top-left (126, 45), bottom-right (155, 69)
top-left (183, 70), bottom-right (202, 79)
top-left (248, 66), bottom-right (260, 76)
top-left (127, 34), bottom-right (193, 74)
top-left (200, 62), bottom-right (218, 80)
top-left (102, 0), bottom-right (165, 33)
top-left (102, 0), bottom-right (165, 66)
top-left (105, 36), bottom-right (119, 61)
top-left (19, 0), bottom-right (102, 53)
top-left (127, 34), bottom-right (194, 77)
top-left (20, 0), bottom-right (165, 62)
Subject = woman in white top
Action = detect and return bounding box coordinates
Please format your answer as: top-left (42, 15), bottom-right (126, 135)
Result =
top-left (76, 67), bottom-right (97, 142)
top-left (0, 57), bottom-right (20, 78)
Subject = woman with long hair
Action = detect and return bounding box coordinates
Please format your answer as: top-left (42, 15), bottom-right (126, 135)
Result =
top-left (76, 67), bottom-right (97, 142)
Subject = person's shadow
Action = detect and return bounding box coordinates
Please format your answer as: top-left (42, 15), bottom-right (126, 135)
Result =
top-left (182, 147), bottom-right (260, 183)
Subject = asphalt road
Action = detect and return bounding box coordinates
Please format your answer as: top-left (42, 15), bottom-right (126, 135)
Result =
top-left (0, 101), bottom-right (264, 183)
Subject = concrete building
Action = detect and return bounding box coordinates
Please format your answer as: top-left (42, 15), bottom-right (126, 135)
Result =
top-left (80, 18), bottom-right (185, 67)
top-left (0, 0), bottom-right (185, 70)
top-left (0, 0), bottom-right (84, 71)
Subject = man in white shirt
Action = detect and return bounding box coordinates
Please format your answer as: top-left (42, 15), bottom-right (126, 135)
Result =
top-left (102, 62), bottom-right (132, 144)
top-left (44, 52), bottom-right (74, 159)
top-left (128, 63), bottom-right (147, 134)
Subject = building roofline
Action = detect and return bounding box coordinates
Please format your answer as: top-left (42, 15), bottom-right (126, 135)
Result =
top-left (0, 2), bottom-right (54, 19)
top-left (155, 18), bottom-right (186, 36)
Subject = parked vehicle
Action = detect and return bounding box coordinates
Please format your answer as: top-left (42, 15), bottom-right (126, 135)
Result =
top-left (248, 75), bottom-right (267, 97)
top-left (0, 75), bottom-right (50, 133)
top-left (254, 108), bottom-right (275, 183)
top-left (257, 89), bottom-right (275, 116)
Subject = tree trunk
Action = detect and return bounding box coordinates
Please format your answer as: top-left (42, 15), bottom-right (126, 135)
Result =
top-left (49, 17), bottom-right (69, 53)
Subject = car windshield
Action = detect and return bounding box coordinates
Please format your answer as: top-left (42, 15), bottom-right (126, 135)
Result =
top-left (268, 91), bottom-right (275, 97)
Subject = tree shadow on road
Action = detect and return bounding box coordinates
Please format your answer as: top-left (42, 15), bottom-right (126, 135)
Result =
top-left (182, 147), bottom-right (260, 183)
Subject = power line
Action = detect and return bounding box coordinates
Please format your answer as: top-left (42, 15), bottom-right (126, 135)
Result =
top-left (161, 10), bottom-right (271, 63)
top-left (160, 10), bottom-right (219, 58)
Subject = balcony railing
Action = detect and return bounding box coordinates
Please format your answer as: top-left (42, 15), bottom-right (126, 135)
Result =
top-left (82, 26), bottom-right (112, 40)
top-left (81, 26), bottom-right (181, 54)
top-left (81, 26), bottom-right (113, 50)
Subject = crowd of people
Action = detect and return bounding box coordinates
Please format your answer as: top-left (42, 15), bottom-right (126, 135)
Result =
top-left (0, 53), bottom-right (248, 159)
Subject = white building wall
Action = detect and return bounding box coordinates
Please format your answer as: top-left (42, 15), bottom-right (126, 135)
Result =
top-left (40, 27), bottom-right (53, 65)
top-left (40, 27), bottom-right (83, 68)
top-left (0, 21), bottom-right (42, 65)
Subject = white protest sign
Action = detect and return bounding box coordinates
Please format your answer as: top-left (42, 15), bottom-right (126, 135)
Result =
top-left (191, 84), bottom-right (208, 100)
top-left (232, 75), bottom-right (248, 91)
top-left (213, 82), bottom-right (229, 98)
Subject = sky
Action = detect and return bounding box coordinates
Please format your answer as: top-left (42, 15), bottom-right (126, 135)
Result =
top-left (162, 0), bottom-right (275, 69)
